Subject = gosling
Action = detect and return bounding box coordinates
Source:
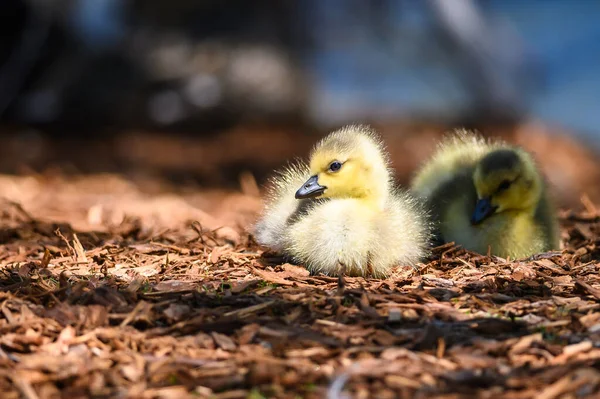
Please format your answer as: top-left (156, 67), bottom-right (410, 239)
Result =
top-left (411, 129), bottom-right (560, 259)
top-left (254, 125), bottom-right (431, 277)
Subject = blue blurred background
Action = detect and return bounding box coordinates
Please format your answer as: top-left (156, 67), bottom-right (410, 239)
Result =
top-left (1, 0), bottom-right (599, 142)
top-left (306, 0), bottom-right (600, 141)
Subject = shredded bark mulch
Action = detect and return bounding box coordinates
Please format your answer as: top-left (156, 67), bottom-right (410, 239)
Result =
top-left (0, 170), bottom-right (598, 399)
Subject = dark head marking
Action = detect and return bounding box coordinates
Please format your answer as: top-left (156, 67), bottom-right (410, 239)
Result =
top-left (479, 149), bottom-right (520, 175)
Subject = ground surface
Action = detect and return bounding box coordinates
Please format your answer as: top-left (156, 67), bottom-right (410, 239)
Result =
top-left (0, 125), bottom-right (600, 399)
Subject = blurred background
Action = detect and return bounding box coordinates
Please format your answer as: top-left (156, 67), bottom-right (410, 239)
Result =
top-left (0, 0), bottom-right (599, 209)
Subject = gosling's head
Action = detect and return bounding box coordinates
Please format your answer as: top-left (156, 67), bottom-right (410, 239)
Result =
top-left (295, 125), bottom-right (391, 204)
top-left (471, 148), bottom-right (542, 225)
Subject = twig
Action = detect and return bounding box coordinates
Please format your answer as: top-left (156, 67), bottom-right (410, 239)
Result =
top-left (327, 363), bottom-right (361, 399)
top-left (55, 228), bottom-right (76, 259)
top-left (223, 300), bottom-right (275, 318)
top-left (436, 337), bottom-right (446, 358)
top-left (120, 301), bottom-right (149, 328)
top-left (189, 221), bottom-right (206, 245)
top-left (337, 262), bottom-right (346, 295)
top-left (575, 279), bottom-right (600, 300)
top-left (580, 193), bottom-right (598, 215)
top-left (141, 354), bottom-right (222, 367)
top-left (11, 373), bottom-right (39, 399)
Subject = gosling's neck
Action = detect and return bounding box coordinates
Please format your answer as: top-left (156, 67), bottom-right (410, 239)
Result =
top-left (483, 210), bottom-right (541, 258)
top-left (331, 171), bottom-right (391, 210)
top-left (353, 182), bottom-right (390, 210)
top-left (480, 205), bottom-right (537, 232)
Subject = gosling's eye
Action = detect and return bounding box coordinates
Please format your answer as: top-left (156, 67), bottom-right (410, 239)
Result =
top-left (328, 161), bottom-right (342, 172)
top-left (497, 179), bottom-right (512, 192)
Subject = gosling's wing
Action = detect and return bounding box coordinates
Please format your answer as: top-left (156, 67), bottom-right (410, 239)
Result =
top-left (370, 189), bottom-right (434, 275)
top-left (254, 161), bottom-right (310, 251)
top-left (428, 167), bottom-right (478, 244)
top-left (411, 129), bottom-right (493, 199)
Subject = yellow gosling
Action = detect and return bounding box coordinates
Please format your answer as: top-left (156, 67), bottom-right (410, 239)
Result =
top-left (255, 125), bottom-right (431, 277)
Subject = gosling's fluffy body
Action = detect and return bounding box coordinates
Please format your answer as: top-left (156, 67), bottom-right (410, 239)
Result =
top-left (285, 188), bottom-right (430, 277)
top-left (411, 129), bottom-right (559, 259)
top-left (255, 125), bottom-right (431, 277)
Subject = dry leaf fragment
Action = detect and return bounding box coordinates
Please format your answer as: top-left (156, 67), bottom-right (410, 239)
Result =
top-left (153, 280), bottom-right (195, 292)
top-left (384, 374), bottom-right (421, 389)
top-left (575, 279), bottom-right (600, 300)
top-left (550, 340), bottom-right (594, 365)
top-left (40, 248), bottom-right (52, 268)
top-left (281, 263), bottom-right (310, 277)
top-left (211, 332), bottom-right (236, 351)
top-left (163, 304), bottom-right (191, 322)
top-left (72, 234), bottom-right (88, 263)
top-left (538, 368), bottom-right (600, 399)
top-left (509, 333), bottom-right (543, 355)
top-left (252, 268), bottom-right (309, 287)
top-left (534, 259), bottom-right (568, 275)
top-left (237, 323), bottom-right (260, 345)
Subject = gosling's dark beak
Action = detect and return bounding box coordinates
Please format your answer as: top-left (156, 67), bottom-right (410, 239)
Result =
top-left (295, 175), bottom-right (326, 199)
top-left (471, 197), bottom-right (497, 225)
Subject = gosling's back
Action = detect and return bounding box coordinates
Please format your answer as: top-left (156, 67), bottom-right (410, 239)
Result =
top-left (411, 131), bottom-right (495, 199)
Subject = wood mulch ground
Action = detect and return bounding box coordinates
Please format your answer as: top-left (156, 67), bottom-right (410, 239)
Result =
top-left (0, 125), bottom-right (599, 398)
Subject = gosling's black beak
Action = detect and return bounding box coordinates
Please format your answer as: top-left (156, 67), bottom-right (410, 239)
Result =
top-left (295, 175), bottom-right (326, 199)
top-left (471, 197), bottom-right (497, 225)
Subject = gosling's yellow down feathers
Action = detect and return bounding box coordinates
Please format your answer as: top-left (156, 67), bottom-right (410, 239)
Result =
top-left (410, 129), bottom-right (560, 259)
top-left (254, 125), bottom-right (431, 277)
